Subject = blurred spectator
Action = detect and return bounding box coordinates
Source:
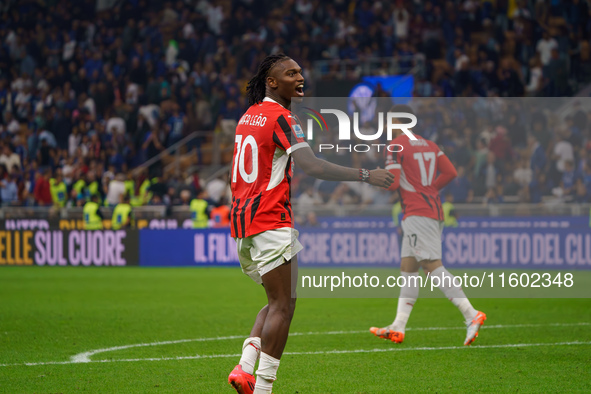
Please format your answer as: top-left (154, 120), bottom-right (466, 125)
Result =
top-left (107, 115), bottom-right (126, 136)
top-left (165, 106), bottom-right (184, 146)
top-left (304, 211), bottom-right (320, 227)
top-left (525, 57), bottom-right (543, 95)
top-left (3, 112), bottom-right (20, 134)
top-left (210, 197), bottom-right (231, 228)
top-left (149, 194), bottom-right (164, 206)
top-left (392, 3), bottom-right (410, 41)
top-left (528, 135), bottom-right (546, 176)
top-left (446, 166), bottom-right (473, 203)
top-left (574, 179), bottom-right (589, 203)
top-left (552, 129), bottom-right (575, 181)
top-left (488, 126), bottom-right (513, 162)
top-left (33, 169), bottom-right (52, 206)
top-left (536, 31), bottom-right (558, 66)
top-left (163, 186), bottom-right (179, 208)
top-left (329, 183), bottom-right (361, 205)
top-left (190, 189), bottom-right (210, 228)
top-left (560, 161), bottom-right (578, 197)
top-left (148, 176), bottom-right (168, 202)
top-left (112, 193), bottom-right (134, 230)
top-left (206, 174), bottom-right (228, 204)
top-left (451, 134), bottom-right (472, 169)
top-left (37, 139), bottom-right (53, 168)
top-left (480, 151), bottom-right (498, 194)
top-left (0, 144), bottom-right (21, 170)
top-left (505, 112), bottom-right (527, 148)
top-left (50, 171), bottom-right (67, 208)
top-left (514, 158), bottom-right (533, 189)
top-left (105, 173), bottom-right (126, 207)
top-left (296, 180), bottom-right (323, 213)
top-left (503, 173), bottom-right (521, 196)
top-left (545, 48), bottom-right (569, 95)
top-left (0, 165), bottom-right (18, 205)
top-left (483, 183), bottom-right (504, 205)
top-left (442, 192), bottom-right (458, 227)
top-left (530, 172), bottom-right (553, 204)
top-left (473, 138), bottom-right (489, 178)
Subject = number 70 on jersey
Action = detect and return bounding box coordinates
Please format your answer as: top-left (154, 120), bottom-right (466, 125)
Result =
top-left (232, 135), bottom-right (259, 184)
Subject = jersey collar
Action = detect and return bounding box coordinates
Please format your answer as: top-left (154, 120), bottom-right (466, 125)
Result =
top-left (263, 97), bottom-right (286, 108)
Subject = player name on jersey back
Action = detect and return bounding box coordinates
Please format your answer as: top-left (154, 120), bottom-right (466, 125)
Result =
top-left (407, 138), bottom-right (429, 147)
top-left (238, 113), bottom-right (268, 127)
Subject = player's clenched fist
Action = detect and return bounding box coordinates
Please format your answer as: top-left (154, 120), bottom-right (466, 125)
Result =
top-left (368, 169), bottom-right (395, 188)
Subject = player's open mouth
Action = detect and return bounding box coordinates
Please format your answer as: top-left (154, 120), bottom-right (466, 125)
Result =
top-left (295, 84), bottom-right (304, 96)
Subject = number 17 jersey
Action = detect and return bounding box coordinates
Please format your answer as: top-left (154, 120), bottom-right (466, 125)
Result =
top-left (230, 97), bottom-right (308, 238)
top-left (385, 134), bottom-right (445, 221)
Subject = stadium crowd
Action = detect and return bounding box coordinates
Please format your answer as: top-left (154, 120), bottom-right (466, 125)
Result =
top-left (0, 0), bottom-right (590, 209)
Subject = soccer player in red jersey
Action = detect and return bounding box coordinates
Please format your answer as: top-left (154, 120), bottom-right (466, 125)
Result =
top-left (227, 54), bottom-right (394, 394)
top-left (370, 105), bottom-right (486, 346)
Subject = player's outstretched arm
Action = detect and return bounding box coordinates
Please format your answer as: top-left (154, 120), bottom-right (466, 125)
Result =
top-left (291, 146), bottom-right (394, 188)
top-left (433, 154), bottom-right (458, 190)
top-left (385, 163), bottom-right (401, 191)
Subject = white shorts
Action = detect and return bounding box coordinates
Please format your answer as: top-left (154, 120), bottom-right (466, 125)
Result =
top-left (234, 227), bottom-right (303, 285)
top-left (401, 216), bottom-right (444, 261)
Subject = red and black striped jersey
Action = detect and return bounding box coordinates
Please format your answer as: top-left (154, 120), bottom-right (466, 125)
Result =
top-left (230, 97), bottom-right (308, 238)
top-left (385, 134), bottom-right (446, 221)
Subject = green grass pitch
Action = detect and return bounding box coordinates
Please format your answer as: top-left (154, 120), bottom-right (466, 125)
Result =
top-left (1, 267), bottom-right (590, 393)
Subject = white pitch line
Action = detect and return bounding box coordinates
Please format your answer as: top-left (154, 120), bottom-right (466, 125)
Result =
top-left (72, 322), bottom-right (590, 363)
top-left (0, 322), bottom-right (588, 368)
top-left (409, 322), bottom-right (591, 331)
top-left (2, 341), bottom-right (591, 367)
top-left (70, 335), bottom-right (249, 363)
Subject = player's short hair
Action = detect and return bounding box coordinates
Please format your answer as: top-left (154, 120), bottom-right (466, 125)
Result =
top-left (246, 53), bottom-right (290, 106)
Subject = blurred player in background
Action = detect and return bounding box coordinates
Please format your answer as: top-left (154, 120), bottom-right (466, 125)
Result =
top-left (228, 53), bottom-right (394, 394)
top-left (370, 105), bottom-right (486, 346)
